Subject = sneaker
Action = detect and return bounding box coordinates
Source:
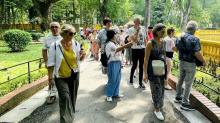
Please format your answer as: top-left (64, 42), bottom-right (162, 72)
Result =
top-left (113, 94), bottom-right (124, 98)
top-left (180, 104), bottom-right (195, 111)
top-left (151, 100), bottom-right (154, 104)
top-left (174, 97), bottom-right (182, 103)
top-left (139, 84), bottom-right (146, 89)
top-left (106, 97), bottom-right (113, 102)
top-left (154, 111), bottom-right (164, 121)
top-left (164, 85), bottom-right (172, 90)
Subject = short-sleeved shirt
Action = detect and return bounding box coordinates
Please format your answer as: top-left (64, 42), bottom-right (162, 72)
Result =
top-left (42, 35), bottom-right (62, 50)
top-left (164, 36), bottom-right (175, 52)
top-left (176, 32), bottom-right (201, 62)
top-left (128, 26), bottom-right (146, 49)
top-left (105, 41), bottom-right (122, 62)
top-left (97, 28), bottom-right (108, 53)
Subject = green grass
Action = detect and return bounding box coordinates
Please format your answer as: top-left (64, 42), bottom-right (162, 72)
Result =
top-left (0, 38), bottom-right (90, 97)
top-left (0, 43), bottom-right (47, 97)
top-left (0, 43), bottom-right (43, 67)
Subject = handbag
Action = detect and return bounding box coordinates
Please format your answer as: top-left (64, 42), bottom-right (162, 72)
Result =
top-left (152, 60), bottom-right (165, 76)
top-left (195, 56), bottom-right (203, 66)
top-left (58, 44), bottom-right (78, 80)
top-left (151, 40), bottom-right (166, 76)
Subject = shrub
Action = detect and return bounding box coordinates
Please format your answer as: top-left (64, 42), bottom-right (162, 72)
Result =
top-left (3, 29), bottom-right (32, 52)
top-left (30, 32), bottom-right (43, 41)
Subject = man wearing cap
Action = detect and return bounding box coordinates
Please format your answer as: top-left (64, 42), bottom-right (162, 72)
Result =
top-left (42, 22), bottom-right (62, 104)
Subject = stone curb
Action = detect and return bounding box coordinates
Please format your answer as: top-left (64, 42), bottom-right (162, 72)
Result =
top-left (168, 75), bottom-right (220, 123)
top-left (0, 76), bottom-right (48, 116)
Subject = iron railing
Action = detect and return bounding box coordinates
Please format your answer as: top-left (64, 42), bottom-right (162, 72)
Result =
top-left (0, 58), bottom-right (45, 86)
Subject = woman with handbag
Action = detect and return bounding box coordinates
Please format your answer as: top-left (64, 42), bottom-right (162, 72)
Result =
top-left (143, 23), bottom-right (166, 121)
top-left (47, 24), bottom-right (86, 123)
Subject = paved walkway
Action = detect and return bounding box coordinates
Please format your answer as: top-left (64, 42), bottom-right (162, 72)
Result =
top-left (0, 58), bottom-right (211, 123)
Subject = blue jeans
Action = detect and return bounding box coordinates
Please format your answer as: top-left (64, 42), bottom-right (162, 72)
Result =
top-left (106, 61), bottom-right (121, 97)
top-left (176, 60), bottom-right (196, 104)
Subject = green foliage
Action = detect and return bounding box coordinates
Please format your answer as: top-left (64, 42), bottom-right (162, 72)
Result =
top-left (0, 43), bottom-right (47, 97)
top-left (189, 0), bottom-right (211, 28)
top-left (151, 1), bottom-right (166, 26)
top-left (3, 30), bottom-right (32, 52)
top-left (30, 32), bottom-right (43, 41)
top-left (0, 68), bottom-right (47, 97)
top-left (207, 1), bottom-right (220, 28)
top-left (74, 33), bottom-right (90, 53)
top-left (165, 23), bottom-right (181, 35)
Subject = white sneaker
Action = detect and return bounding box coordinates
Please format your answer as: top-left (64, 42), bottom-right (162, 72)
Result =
top-left (106, 97), bottom-right (113, 102)
top-left (154, 111), bottom-right (164, 121)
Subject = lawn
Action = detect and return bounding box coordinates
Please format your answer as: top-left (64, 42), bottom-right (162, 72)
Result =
top-left (0, 42), bottom-right (47, 97)
top-left (0, 37), bottom-right (90, 97)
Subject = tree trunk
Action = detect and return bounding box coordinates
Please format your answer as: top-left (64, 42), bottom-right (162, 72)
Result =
top-left (7, 6), bottom-right (11, 24)
top-left (80, 5), bottom-right (82, 25)
top-left (72, 1), bottom-right (77, 24)
top-left (202, 0), bottom-right (206, 9)
top-left (144, 0), bottom-right (151, 28)
top-left (12, 6), bottom-right (15, 25)
top-left (100, 0), bottom-right (108, 19)
top-left (32, 0), bottom-right (60, 27)
top-left (181, 0), bottom-right (192, 30)
top-left (0, 0), bottom-right (4, 24)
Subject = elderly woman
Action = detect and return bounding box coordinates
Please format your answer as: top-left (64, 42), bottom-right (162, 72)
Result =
top-left (143, 23), bottom-right (166, 121)
top-left (47, 24), bottom-right (86, 123)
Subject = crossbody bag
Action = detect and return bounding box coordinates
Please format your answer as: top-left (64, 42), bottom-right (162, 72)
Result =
top-left (151, 40), bottom-right (167, 76)
top-left (58, 43), bottom-right (78, 80)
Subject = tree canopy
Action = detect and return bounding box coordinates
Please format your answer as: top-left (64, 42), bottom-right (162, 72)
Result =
top-left (0, 0), bottom-right (219, 29)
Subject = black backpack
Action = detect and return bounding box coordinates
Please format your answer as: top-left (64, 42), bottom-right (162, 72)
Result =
top-left (100, 43), bottom-right (110, 67)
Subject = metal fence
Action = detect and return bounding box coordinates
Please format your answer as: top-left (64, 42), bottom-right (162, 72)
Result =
top-left (0, 58), bottom-right (45, 86)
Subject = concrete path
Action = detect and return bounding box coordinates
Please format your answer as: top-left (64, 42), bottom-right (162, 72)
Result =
top-left (0, 58), bottom-right (211, 123)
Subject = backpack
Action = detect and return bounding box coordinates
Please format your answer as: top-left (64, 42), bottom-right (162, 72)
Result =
top-left (124, 35), bottom-right (129, 44)
top-left (100, 43), bottom-right (110, 67)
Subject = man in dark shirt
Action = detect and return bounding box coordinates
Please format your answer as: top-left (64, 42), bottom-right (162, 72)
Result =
top-left (175, 21), bottom-right (206, 111)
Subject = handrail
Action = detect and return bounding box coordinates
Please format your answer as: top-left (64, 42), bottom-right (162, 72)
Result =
top-left (0, 58), bottom-right (45, 85)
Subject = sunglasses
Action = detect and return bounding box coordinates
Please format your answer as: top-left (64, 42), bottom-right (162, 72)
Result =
top-left (68, 32), bottom-right (76, 36)
top-left (51, 26), bottom-right (58, 29)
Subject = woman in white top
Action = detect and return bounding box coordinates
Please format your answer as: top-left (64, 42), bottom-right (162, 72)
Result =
top-left (105, 30), bottom-right (137, 102)
top-left (164, 27), bottom-right (176, 90)
top-left (47, 24), bottom-right (86, 123)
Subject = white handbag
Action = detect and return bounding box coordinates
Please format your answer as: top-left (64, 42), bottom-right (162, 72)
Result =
top-left (151, 40), bottom-right (166, 76)
top-left (152, 60), bottom-right (165, 76)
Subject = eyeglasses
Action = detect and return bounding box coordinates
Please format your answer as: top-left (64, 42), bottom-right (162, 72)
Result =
top-left (51, 26), bottom-right (58, 29)
top-left (68, 32), bottom-right (76, 36)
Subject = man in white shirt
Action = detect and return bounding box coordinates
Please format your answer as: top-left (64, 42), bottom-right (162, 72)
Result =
top-left (128, 18), bottom-right (147, 89)
top-left (42, 22), bottom-right (62, 104)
